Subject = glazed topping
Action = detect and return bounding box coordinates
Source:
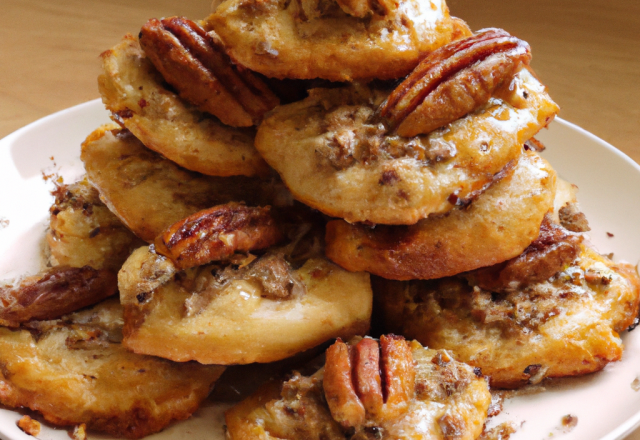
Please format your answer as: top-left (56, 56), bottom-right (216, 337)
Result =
top-left (182, 253), bottom-right (306, 317)
top-left (379, 28), bottom-right (531, 137)
top-left (154, 202), bottom-right (283, 270)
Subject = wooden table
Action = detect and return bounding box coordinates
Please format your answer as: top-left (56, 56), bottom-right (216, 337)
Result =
top-left (1, 0), bottom-right (639, 164)
top-left (1, 0), bottom-right (639, 438)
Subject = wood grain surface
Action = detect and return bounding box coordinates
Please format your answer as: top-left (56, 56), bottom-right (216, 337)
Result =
top-left (1, 0), bottom-right (639, 438)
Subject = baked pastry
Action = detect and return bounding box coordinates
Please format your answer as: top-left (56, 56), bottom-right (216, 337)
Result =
top-left (207, 0), bottom-right (469, 81)
top-left (0, 299), bottom-right (224, 438)
top-left (48, 178), bottom-right (143, 271)
top-left (325, 149), bottom-right (556, 280)
top-left (0, 179), bottom-right (143, 325)
top-left (99, 34), bottom-right (269, 177)
top-left (81, 125), bottom-right (291, 242)
top-left (255, 65), bottom-right (558, 224)
top-left (376, 244), bottom-right (640, 388)
top-left (225, 336), bottom-right (491, 439)
top-left (118, 231), bottom-right (372, 364)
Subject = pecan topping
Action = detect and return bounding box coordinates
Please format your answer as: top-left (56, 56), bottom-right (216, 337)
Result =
top-left (0, 266), bottom-right (117, 323)
top-left (335, 0), bottom-right (375, 18)
top-left (154, 202), bottom-right (283, 270)
top-left (323, 335), bottom-right (415, 428)
top-left (379, 28), bottom-right (531, 137)
top-left (465, 215), bottom-right (583, 292)
top-left (139, 17), bottom-right (279, 127)
top-left (558, 202), bottom-right (590, 232)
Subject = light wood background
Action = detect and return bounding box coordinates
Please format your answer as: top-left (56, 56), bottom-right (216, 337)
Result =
top-left (1, 0), bottom-right (639, 164)
top-left (1, 0), bottom-right (639, 438)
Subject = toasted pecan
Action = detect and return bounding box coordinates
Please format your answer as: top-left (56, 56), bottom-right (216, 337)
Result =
top-left (379, 28), bottom-right (531, 137)
top-left (153, 202), bottom-right (283, 270)
top-left (323, 336), bottom-right (415, 428)
top-left (139, 17), bottom-right (279, 127)
top-left (0, 266), bottom-right (117, 323)
top-left (465, 215), bottom-right (583, 291)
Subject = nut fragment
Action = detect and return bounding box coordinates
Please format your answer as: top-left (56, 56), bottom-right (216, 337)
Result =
top-left (154, 202), bottom-right (283, 270)
top-left (70, 424), bottom-right (88, 440)
top-left (323, 335), bottom-right (415, 428)
top-left (335, 0), bottom-right (375, 18)
top-left (379, 28), bottom-right (532, 137)
top-left (139, 17), bottom-right (279, 127)
top-left (17, 415), bottom-right (41, 437)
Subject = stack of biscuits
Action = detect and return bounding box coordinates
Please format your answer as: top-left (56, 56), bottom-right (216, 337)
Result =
top-left (1, 0), bottom-right (638, 439)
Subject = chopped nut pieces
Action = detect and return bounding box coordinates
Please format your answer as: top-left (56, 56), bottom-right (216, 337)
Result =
top-left (558, 202), bottom-right (591, 232)
top-left (323, 336), bottom-right (415, 428)
top-left (70, 424), bottom-right (87, 440)
top-left (561, 414), bottom-right (578, 433)
top-left (139, 17), bottom-right (279, 127)
top-left (17, 415), bottom-right (41, 437)
top-left (154, 203), bottom-right (283, 269)
top-left (379, 28), bottom-right (532, 137)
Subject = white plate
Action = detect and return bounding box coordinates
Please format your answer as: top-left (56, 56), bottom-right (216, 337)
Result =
top-left (1, 100), bottom-right (640, 440)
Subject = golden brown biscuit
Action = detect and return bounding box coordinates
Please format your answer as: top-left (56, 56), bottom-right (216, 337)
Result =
top-left (0, 178), bottom-right (144, 325)
top-left (48, 178), bottom-right (144, 271)
top-left (325, 150), bottom-right (556, 280)
top-left (119, 242), bottom-right (372, 364)
top-left (81, 125), bottom-right (291, 242)
top-left (375, 245), bottom-right (640, 388)
top-left (207, 0), bottom-right (465, 81)
top-left (225, 337), bottom-right (490, 439)
top-left (255, 66), bottom-right (558, 224)
top-left (98, 34), bottom-right (269, 177)
top-left (0, 299), bottom-right (224, 438)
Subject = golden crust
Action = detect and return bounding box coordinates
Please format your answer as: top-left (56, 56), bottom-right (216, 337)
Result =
top-left (0, 299), bottom-right (224, 438)
top-left (326, 150), bottom-right (556, 280)
top-left (375, 246), bottom-right (640, 389)
top-left (48, 178), bottom-right (144, 271)
top-left (207, 0), bottom-right (460, 81)
top-left (0, 178), bottom-right (144, 325)
top-left (255, 68), bottom-right (558, 224)
top-left (119, 246), bottom-right (372, 364)
top-left (81, 125), bottom-right (291, 242)
top-left (225, 340), bottom-right (490, 439)
top-left (98, 34), bottom-right (269, 177)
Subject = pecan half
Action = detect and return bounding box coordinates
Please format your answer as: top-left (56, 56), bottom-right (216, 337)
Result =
top-left (323, 335), bottom-right (415, 428)
top-left (465, 215), bottom-right (583, 292)
top-left (139, 17), bottom-right (279, 127)
top-left (379, 28), bottom-right (531, 137)
top-left (153, 202), bottom-right (283, 270)
top-left (0, 266), bottom-right (117, 323)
